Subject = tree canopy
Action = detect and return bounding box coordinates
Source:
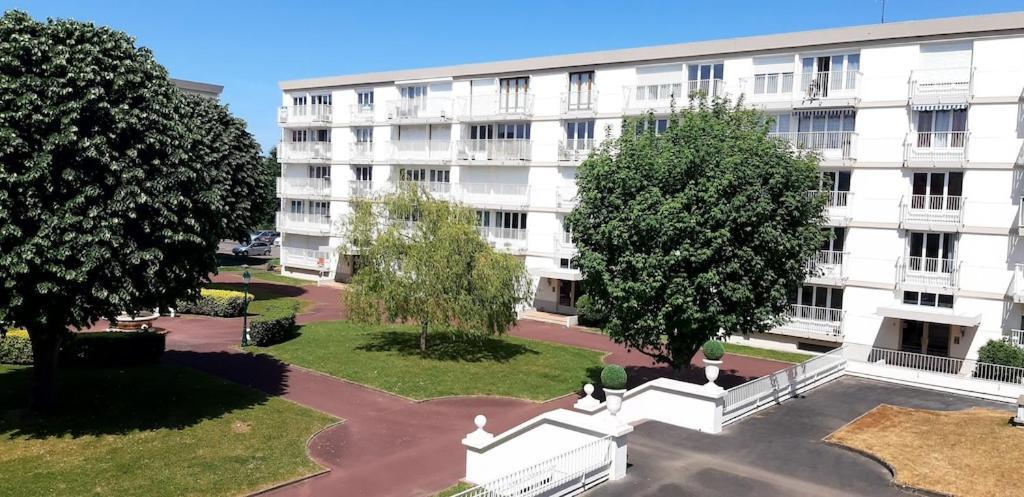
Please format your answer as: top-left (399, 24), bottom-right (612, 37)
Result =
top-left (566, 96), bottom-right (826, 369)
top-left (0, 11), bottom-right (269, 409)
top-left (343, 185), bottom-right (531, 352)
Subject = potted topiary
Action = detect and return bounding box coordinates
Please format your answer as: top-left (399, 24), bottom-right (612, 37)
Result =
top-left (600, 364), bottom-right (628, 420)
top-left (702, 339), bottom-right (725, 390)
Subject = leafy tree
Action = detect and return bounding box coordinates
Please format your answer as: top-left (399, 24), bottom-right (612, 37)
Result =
top-left (0, 11), bottom-right (266, 410)
top-left (566, 96), bottom-right (826, 369)
top-left (254, 147), bottom-right (280, 230)
top-left (343, 185), bottom-right (531, 352)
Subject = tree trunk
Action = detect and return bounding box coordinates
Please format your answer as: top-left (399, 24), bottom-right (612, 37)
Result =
top-left (27, 327), bottom-right (62, 413)
top-left (419, 321), bottom-right (428, 353)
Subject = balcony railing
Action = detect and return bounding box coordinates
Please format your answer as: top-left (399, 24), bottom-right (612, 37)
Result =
top-left (457, 93), bottom-right (534, 120)
top-left (456, 139), bottom-right (531, 162)
top-left (396, 180), bottom-right (453, 198)
top-left (748, 72), bottom-right (795, 97)
top-left (812, 190), bottom-right (852, 224)
top-left (558, 139), bottom-right (595, 162)
top-left (770, 131), bottom-right (856, 161)
top-left (561, 90), bottom-right (598, 113)
top-left (904, 132), bottom-right (968, 165)
top-left (808, 250), bottom-right (847, 281)
top-left (854, 345), bottom-right (1024, 384)
top-left (900, 195), bottom-right (964, 228)
top-left (279, 141), bottom-right (332, 162)
top-left (279, 104), bottom-right (332, 125)
top-left (1009, 329), bottom-right (1024, 348)
top-left (349, 142), bottom-right (374, 162)
top-left (622, 83), bottom-right (683, 114)
top-left (556, 186), bottom-right (579, 211)
top-left (1019, 199), bottom-right (1024, 233)
top-left (276, 212), bottom-right (332, 235)
top-left (1013, 263), bottom-right (1024, 304)
top-left (687, 79), bottom-right (725, 98)
top-left (478, 227), bottom-right (528, 252)
top-left (349, 104), bottom-right (375, 123)
top-left (898, 256), bottom-right (959, 290)
top-left (276, 177), bottom-right (331, 198)
top-left (783, 304), bottom-right (844, 338)
top-left (385, 97), bottom-right (453, 122)
top-left (460, 183), bottom-right (529, 207)
top-left (799, 70), bottom-right (860, 101)
top-left (390, 140), bottom-right (452, 162)
top-left (909, 67), bottom-right (973, 103)
top-left (346, 180), bottom-right (374, 198)
top-left (281, 247), bottom-right (331, 271)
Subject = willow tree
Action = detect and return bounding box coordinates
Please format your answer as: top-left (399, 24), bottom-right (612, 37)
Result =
top-left (343, 185), bottom-right (531, 352)
top-left (566, 96), bottom-right (826, 369)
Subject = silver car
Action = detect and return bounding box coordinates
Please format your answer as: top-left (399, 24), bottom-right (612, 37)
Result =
top-left (232, 241), bottom-right (272, 257)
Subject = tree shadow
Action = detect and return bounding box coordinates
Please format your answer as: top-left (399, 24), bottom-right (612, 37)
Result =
top-left (204, 281), bottom-right (307, 299)
top-left (356, 330), bottom-right (539, 363)
top-left (216, 253), bottom-right (273, 269)
top-left (0, 350), bottom-right (290, 440)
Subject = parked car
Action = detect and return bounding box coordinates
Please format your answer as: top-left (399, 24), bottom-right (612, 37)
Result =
top-left (254, 231), bottom-right (280, 244)
top-left (232, 241), bottom-right (273, 257)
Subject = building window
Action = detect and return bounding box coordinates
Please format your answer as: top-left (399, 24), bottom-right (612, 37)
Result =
top-left (291, 129), bottom-right (308, 142)
top-left (754, 72), bottom-right (794, 95)
top-left (311, 93), bottom-right (331, 106)
top-left (357, 90), bottom-right (374, 110)
top-left (496, 123), bottom-right (530, 140)
top-left (790, 285), bottom-right (843, 310)
top-left (636, 118), bottom-right (669, 136)
top-left (821, 227), bottom-right (845, 253)
top-left (902, 291), bottom-right (954, 308)
top-left (820, 171), bottom-right (851, 206)
top-left (907, 232), bottom-right (956, 271)
top-left (911, 172), bottom-right (962, 209)
top-left (292, 95), bottom-right (307, 107)
top-left (310, 201), bottom-right (329, 216)
top-left (566, 121), bottom-right (594, 149)
top-left (289, 200), bottom-right (304, 214)
top-left (354, 127), bottom-right (373, 143)
top-left (687, 62), bottom-right (724, 94)
top-left (801, 54), bottom-right (860, 96)
top-left (469, 124), bottom-right (494, 140)
top-left (499, 77), bottom-right (529, 113)
top-left (915, 109), bottom-right (967, 148)
top-left (308, 165), bottom-right (329, 179)
top-left (559, 258), bottom-right (577, 269)
top-left (477, 210), bottom-right (527, 230)
top-left (315, 129), bottom-right (331, 142)
top-left (353, 166), bottom-right (372, 182)
top-left (567, 71), bottom-right (595, 110)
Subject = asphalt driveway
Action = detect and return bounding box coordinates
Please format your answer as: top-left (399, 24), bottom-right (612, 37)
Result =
top-left (586, 376), bottom-right (1013, 497)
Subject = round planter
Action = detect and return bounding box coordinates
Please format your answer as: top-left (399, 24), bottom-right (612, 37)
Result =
top-left (703, 358), bottom-right (723, 387)
top-left (603, 387), bottom-right (626, 418)
top-left (108, 311), bottom-right (159, 332)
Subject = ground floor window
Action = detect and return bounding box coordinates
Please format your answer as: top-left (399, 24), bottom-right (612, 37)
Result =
top-left (902, 291), bottom-right (953, 308)
top-left (558, 280), bottom-right (579, 308)
top-left (900, 320), bottom-right (951, 357)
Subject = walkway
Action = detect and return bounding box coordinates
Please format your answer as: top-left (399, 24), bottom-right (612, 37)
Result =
top-left (158, 273), bottom-right (792, 497)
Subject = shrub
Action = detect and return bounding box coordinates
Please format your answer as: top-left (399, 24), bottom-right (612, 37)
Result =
top-left (60, 331), bottom-right (166, 366)
top-left (576, 294), bottom-right (608, 328)
top-left (702, 340), bottom-right (725, 361)
top-left (978, 339), bottom-right (1024, 368)
top-left (176, 288), bottom-right (251, 317)
top-left (248, 314), bottom-right (296, 347)
top-left (0, 328), bottom-right (33, 365)
top-left (600, 364), bottom-right (627, 390)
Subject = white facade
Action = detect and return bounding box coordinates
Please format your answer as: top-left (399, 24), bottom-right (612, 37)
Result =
top-left (275, 13), bottom-right (1024, 363)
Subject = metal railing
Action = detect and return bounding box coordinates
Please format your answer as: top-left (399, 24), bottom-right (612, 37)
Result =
top-left (851, 345), bottom-right (1024, 384)
top-left (349, 142), bottom-right (374, 161)
top-left (769, 131), bottom-right (856, 160)
top-left (904, 132), bottom-right (969, 165)
top-left (276, 212), bottom-right (332, 235)
top-left (1015, 264), bottom-right (1024, 303)
top-left (456, 139), bottom-right (532, 162)
top-left (723, 347), bottom-right (846, 422)
top-left (461, 183), bottom-right (530, 206)
top-left (558, 139), bottom-right (595, 162)
top-left (397, 180), bottom-right (453, 197)
top-left (390, 140), bottom-right (452, 162)
top-left (457, 93), bottom-right (535, 119)
top-left (346, 180), bottom-right (374, 198)
top-left (900, 195), bottom-right (964, 227)
top-left (800, 70), bottom-right (860, 99)
top-left (808, 250), bottom-right (847, 281)
top-left (556, 186), bottom-right (579, 211)
top-left (279, 141), bottom-right (332, 161)
top-left (278, 104), bottom-right (332, 125)
top-left (1009, 329), bottom-right (1024, 348)
top-left (623, 83), bottom-right (683, 114)
top-left (561, 90), bottom-right (598, 113)
top-left (687, 78), bottom-right (725, 98)
top-left (349, 104), bottom-right (375, 123)
top-left (478, 226), bottom-right (527, 241)
top-left (276, 177), bottom-right (330, 198)
top-left (385, 97), bottom-right (453, 121)
top-left (280, 247), bottom-right (331, 270)
top-left (898, 256), bottom-right (959, 289)
top-left (909, 67), bottom-right (973, 102)
top-left (784, 304), bottom-right (844, 337)
top-left (450, 437), bottom-right (613, 497)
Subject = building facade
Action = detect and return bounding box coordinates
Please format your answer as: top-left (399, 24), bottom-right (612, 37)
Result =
top-left (275, 12), bottom-right (1024, 362)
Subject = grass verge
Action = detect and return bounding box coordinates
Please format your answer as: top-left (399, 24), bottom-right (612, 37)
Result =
top-left (722, 343), bottom-right (813, 364)
top-left (433, 482), bottom-right (474, 496)
top-left (217, 254), bottom-right (311, 286)
top-left (249, 321), bottom-right (605, 401)
top-left (0, 364), bottom-right (335, 497)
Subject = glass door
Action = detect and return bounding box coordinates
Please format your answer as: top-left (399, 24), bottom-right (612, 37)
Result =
top-left (568, 71), bottom-right (594, 111)
top-left (499, 77), bottom-right (529, 113)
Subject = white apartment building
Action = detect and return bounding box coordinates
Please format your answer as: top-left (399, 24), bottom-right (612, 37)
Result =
top-left (275, 12), bottom-right (1024, 365)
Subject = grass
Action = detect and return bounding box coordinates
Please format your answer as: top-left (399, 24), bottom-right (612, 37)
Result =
top-left (0, 364), bottom-right (335, 497)
top-left (204, 282), bottom-right (306, 318)
top-left (826, 404), bottom-right (1022, 497)
top-left (216, 254), bottom-right (312, 286)
top-left (432, 482), bottom-right (474, 496)
top-left (250, 321), bottom-right (606, 401)
top-left (722, 343), bottom-right (813, 364)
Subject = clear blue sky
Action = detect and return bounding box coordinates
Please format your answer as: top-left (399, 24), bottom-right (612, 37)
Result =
top-left (2, 0), bottom-right (1022, 151)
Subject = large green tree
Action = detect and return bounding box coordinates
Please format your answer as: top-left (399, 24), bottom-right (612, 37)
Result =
top-left (0, 11), bottom-right (266, 410)
top-left (567, 97), bottom-right (827, 369)
top-left (343, 185), bottom-right (531, 352)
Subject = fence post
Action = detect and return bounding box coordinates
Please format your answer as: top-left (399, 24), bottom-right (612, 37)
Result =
top-left (608, 433), bottom-right (629, 481)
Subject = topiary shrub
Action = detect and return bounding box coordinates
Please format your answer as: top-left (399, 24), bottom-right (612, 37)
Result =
top-left (600, 364), bottom-right (627, 390)
top-left (248, 314), bottom-right (297, 347)
top-left (176, 288), bottom-right (252, 317)
top-left (0, 328), bottom-right (33, 365)
top-left (978, 339), bottom-right (1024, 368)
top-left (576, 294), bottom-right (608, 328)
top-left (702, 339), bottom-right (725, 361)
top-left (60, 331), bottom-right (166, 366)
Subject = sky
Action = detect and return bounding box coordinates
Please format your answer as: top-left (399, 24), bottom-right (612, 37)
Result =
top-left (2, 0), bottom-right (1022, 151)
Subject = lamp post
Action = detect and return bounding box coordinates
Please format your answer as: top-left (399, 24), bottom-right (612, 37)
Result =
top-left (241, 265), bottom-right (251, 347)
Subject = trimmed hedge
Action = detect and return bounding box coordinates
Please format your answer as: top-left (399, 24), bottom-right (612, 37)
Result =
top-left (0, 329), bottom-right (33, 365)
top-left (978, 339), bottom-right (1024, 368)
top-left (575, 295), bottom-right (608, 328)
top-left (248, 314), bottom-right (297, 347)
top-left (60, 331), bottom-right (167, 366)
top-left (600, 364), bottom-right (627, 390)
top-left (702, 340), bottom-right (725, 361)
top-left (176, 288), bottom-right (252, 317)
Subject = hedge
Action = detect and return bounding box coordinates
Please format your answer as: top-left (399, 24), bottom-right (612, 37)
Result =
top-left (1, 330), bottom-right (166, 366)
top-left (176, 288), bottom-right (252, 317)
top-left (978, 339), bottom-right (1024, 368)
top-left (248, 314), bottom-right (297, 347)
top-left (575, 295), bottom-right (608, 328)
top-left (0, 328), bottom-right (33, 365)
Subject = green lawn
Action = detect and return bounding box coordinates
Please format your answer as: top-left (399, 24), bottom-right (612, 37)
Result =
top-left (0, 364), bottom-right (335, 497)
top-left (249, 321), bottom-right (606, 401)
top-left (433, 482), bottom-right (474, 496)
top-left (204, 282), bottom-right (306, 318)
top-left (722, 343), bottom-right (813, 364)
top-left (217, 254), bottom-right (312, 286)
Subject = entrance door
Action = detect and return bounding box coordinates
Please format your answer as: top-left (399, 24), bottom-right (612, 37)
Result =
top-left (557, 280), bottom-right (578, 310)
top-left (926, 323), bottom-right (951, 357)
top-left (900, 320), bottom-right (924, 353)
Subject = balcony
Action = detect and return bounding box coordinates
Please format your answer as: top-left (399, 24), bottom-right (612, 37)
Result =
top-left (478, 226), bottom-right (528, 253)
top-left (561, 90), bottom-right (598, 115)
top-left (903, 132), bottom-right (968, 167)
top-left (555, 185), bottom-right (578, 212)
top-left (390, 140), bottom-right (452, 163)
top-left (807, 250), bottom-right (848, 284)
top-left (770, 131), bottom-right (856, 164)
top-left (742, 73), bottom-right (796, 110)
top-left (460, 183), bottom-right (529, 208)
top-left (281, 247), bottom-right (331, 271)
top-left (457, 93), bottom-right (534, 121)
top-left (350, 104), bottom-right (375, 124)
top-left (897, 256), bottom-right (959, 292)
top-left (276, 177), bottom-right (331, 199)
top-left (395, 180), bottom-right (454, 200)
top-left (276, 212), bottom-right (333, 236)
top-left (279, 141), bottom-right (332, 162)
top-left (899, 195), bottom-right (963, 231)
top-left (455, 139), bottom-right (531, 163)
top-left (811, 190), bottom-right (852, 225)
top-left (909, 67), bottom-right (973, 106)
top-left (622, 83), bottom-right (683, 115)
top-left (776, 304), bottom-right (844, 341)
top-left (349, 142), bottom-right (374, 163)
top-left (385, 98), bottom-right (453, 123)
top-left (1013, 264), bottom-right (1024, 304)
top-left (344, 180), bottom-right (374, 199)
top-left (795, 70), bottom-right (861, 108)
top-left (1019, 199), bottom-right (1024, 234)
top-left (558, 139), bottom-right (595, 163)
top-left (1009, 329), bottom-right (1024, 348)
top-left (686, 79), bottom-right (725, 98)
top-left (278, 104), bottom-right (332, 126)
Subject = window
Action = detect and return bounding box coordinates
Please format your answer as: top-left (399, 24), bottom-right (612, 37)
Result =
top-left (907, 232), bottom-right (956, 272)
top-left (291, 129), bottom-right (308, 142)
top-left (357, 90), bottom-right (374, 110)
top-left (790, 285), bottom-right (844, 310)
top-left (310, 201), bottom-right (329, 216)
top-left (567, 71), bottom-right (595, 110)
top-left (754, 72), bottom-right (794, 95)
top-left (687, 62), bottom-right (724, 94)
top-left (635, 83), bottom-right (682, 102)
top-left (499, 77), bottom-right (529, 112)
top-left (469, 124), bottom-right (494, 140)
top-left (398, 86), bottom-right (427, 115)
top-left (801, 54), bottom-right (859, 96)
top-left (308, 165), bottom-right (329, 179)
top-left (311, 94), bottom-right (331, 106)
top-left (315, 129), bottom-right (330, 142)
top-left (477, 210), bottom-right (528, 230)
top-left (292, 95), bottom-right (307, 107)
top-left (902, 291), bottom-right (954, 308)
top-left (289, 200), bottom-right (304, 214)
top-left (400, 168), bottom-right (426, 182)
top-left (911, 172), bottom-right (963, 209)
top-left (353, 166), bottom-right (372, 182)
top-left (768, 113), bottom-right (791, 134)
top-left (496, 123), bottom-right (530, 140)
top-left (820, 171), bottom-right (851, 206)
top-left (636, 118), bottom-right (669, 135)
top-left (559, 258), bottom-right (577, 270)
top-left (354, 127), bottom-right (373, 143)
top-left (820, 227), bottom-right (846, 253)
top-left (566, 121), bottom-right (594, 149)
top-left (796, 111), bottom-right (855, 150)
top-left (915, 109), bottom-right (967, 148)
top-left (429, 169), bottom-right (450, 183)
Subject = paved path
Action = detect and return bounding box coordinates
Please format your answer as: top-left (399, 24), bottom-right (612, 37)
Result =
top-left (156, 274), bottom-right (791, 497)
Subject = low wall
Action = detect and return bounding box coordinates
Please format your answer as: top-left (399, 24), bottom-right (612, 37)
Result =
top-left (846, 360), bottom-right (1024, 403)
top-left (573, 378), bottom-right (727, 433)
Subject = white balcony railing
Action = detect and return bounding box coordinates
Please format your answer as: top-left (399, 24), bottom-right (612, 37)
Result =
top-left (461, 183), bottom-right (529, 207)
top-left (281, 247), bottom-right (331, 271)
top-left (900, 194), bottom-right (964, 228)
top-left (457, 93), bottom-right (534, 119)
top-left (784, 304), bottom-right (844, 338)
top-left (687, 79), bottom-right (725, 98)
top-left (1019, 199), bottom-right (1024, 233)
top-left (556, 185), bottom-right (579, 211)
top-left (904, 132), bottom-right (968, 165)
top-left (396, 180), bottom-right (454, 199)
top-left (390, 140), bottom-right (452, 162)
top-left (558, 139), bottom-right (595, 162)
top-left (346, 180), bottom-right (374, 198)
top-left (385, 98), bottom-right (453, 121)
top-left (278, 104), bottom-right (332, 125)
top-left (276, 177), bottom-right (331, 198)
top-left (899, 256), bottom-right (959, 290)
top-left (770, 131), bottom-right (856, 161)
top-left (623, 83), bottom-right (683, 114)
top-left (814, 190), bottom-right (852, 224)
top-left (561, 90), bottom-right (598, 113)
top-left (279, 141), bottom-right (332, 162)
top-left (909, 67), bottom-right (973, 103)
top-left (809, 250), bottom-right (847, 281)
top-left (478, 227), bottom-right (528, 252)
top-left (456, 139), bottom-right (531, 162)
top-left (349, 142), bottom-right (374, 161)
top-left (800, 70), bottom-right (861, 101)
top-left (847, 344), bottom-right (1024, 384)
top-left (276, 212), bottom-right (332, 235)
top-left (349, 104), bottom-right (375, 123)
top-left (1013, 263), bottom-right (1024, 304)
top-left (747, 72), bottom-right (795, 97)
top-left (1010, 329), bottom-right (1024, 348)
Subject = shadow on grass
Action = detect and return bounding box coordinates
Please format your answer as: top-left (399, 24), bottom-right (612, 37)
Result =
top-left (205, 281), bottom-right (307, 299)
top-left (0, 350), bottom-right (292, 439)
top-left (356, 330), bottom-right (539, 363)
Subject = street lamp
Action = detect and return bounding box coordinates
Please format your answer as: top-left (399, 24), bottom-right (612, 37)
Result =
top-left (241, 265), bottom-right (251, 347)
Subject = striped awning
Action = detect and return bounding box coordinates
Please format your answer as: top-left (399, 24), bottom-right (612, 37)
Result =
top-left (911, 103), bottom-right (968, 111)
top-left (793, 108), bottom-right (856, 117)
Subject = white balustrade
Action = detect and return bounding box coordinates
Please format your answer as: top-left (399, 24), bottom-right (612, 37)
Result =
top-left (904, 132), bottom-right (969, 165)
top-left (799, 70), bottom-right (860, 100)
top-left (390, 140), bottom-right (452, 162)
top-left (278, 104), bottom-right (332, 125)
top-left (456, 139), bottom-right (532, 162)
top-left (558, 139), bottom-right (594, 162)
top-left (276, 212), bottom-right (332, 235)
top-left (279, 141), bottom-right (332, 161)
top-left (561, 90), bottom-right (598, 113)
top-left (909, 67), bottom-right (973, 102)
top-left (899, 256), bottom-right (959, 289)
top-left (280, 247), bottom-right (331, 270)
top-left (770, 131), bottom-right (856, 161)
top-left (385, 97), bottom-right (453, 121)
top-left (276, 177), bottom-right (330, 198)
top-left (900, 194), bottom-right (964, 227)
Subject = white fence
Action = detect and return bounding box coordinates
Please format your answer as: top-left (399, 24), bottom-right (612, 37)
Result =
top-left (900, 194), bottom-right (964, 227)
top-left (722, 347), bottom-right (846, 423)
top-left (455, 437), bottom-right (613, 497)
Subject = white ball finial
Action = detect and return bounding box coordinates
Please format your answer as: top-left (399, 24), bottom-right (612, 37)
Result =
top-left (574, 383), bottom-right (600, 410)
top-left (474, 414), bottom-right (487, 430)
top-left (583, 383), bottom-right (594, 395)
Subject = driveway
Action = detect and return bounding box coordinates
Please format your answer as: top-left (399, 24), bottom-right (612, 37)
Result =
top-left (586, 376), bottom-right (1013, 497)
